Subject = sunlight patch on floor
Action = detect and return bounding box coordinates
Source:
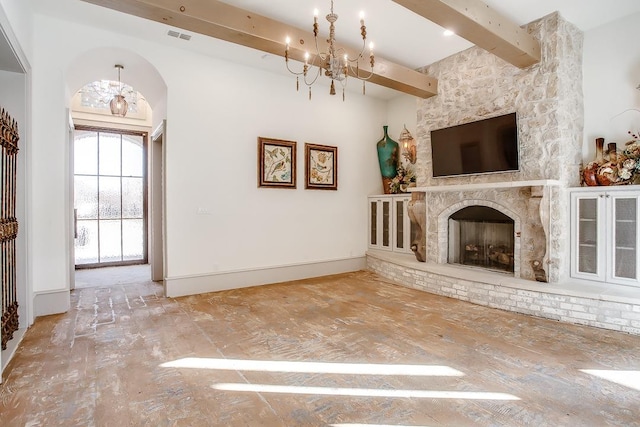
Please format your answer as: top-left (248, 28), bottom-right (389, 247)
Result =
top-left (330, 424), bottom-right (433, 427)
top-left (211, 382), bottom-right (520, 400)
top-left (581, 369), bottom-right (640, 391)
top-left (161, 357), bottom-right (465, 376)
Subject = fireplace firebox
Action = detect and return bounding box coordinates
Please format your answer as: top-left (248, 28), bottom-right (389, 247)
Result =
top-left (448, 206), bottom-right (515, 273)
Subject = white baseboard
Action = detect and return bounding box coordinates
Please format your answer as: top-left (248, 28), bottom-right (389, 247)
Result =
top-left (34, 289), bottom-right (70, 317)
top-left (165, 256), bottom-right (366, 298)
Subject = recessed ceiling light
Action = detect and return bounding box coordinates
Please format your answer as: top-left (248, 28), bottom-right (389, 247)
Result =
top-left (443, 29), bottom-right (454, 37)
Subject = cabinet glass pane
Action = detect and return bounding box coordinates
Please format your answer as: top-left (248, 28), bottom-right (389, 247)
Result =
top-left (614, 198), bottom-right (636, 279)
top-left (579, 198), bottom-right (597, 221)
top-left (383, 201), bottom-right (390, 247)
top-left (396, 200), bottom-right (404, 249)
top-left (578, 246), bottom-right (598, 274)
top-left (370, 201), bottom-right (377, 245)
top-left (577, 198), bottom-right (598, 274)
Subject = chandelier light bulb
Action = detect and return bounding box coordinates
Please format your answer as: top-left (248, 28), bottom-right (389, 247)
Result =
top-left (359, 11), bottom-right (365, 24)
top-left (369, 42), bottom-right (374, 53)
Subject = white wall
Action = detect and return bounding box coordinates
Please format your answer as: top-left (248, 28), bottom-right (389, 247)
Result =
top-left (0, 0), bottom-right (33, 62)
top-left (386, 94), bottom-right (418, 146)
top-left (583, 11), bottom-right (640, 162)
top-left (29, 11), bottom-right (386, 306)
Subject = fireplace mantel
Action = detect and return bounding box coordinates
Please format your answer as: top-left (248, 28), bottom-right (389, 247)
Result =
top-left (408, 179), bottom-right (562, 193)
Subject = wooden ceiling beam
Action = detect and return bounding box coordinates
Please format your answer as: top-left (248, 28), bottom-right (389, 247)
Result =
top-left (393, 0), bottom-right (541, 68)
top-left (79, 0), bottom-right (438, 98)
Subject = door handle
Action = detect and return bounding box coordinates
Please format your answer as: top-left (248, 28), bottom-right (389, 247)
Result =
top-left (74, 208), bottom-right (78, 239)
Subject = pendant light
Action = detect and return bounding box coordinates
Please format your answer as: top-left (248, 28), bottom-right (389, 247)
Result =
top-left (110, 64), bottom-right (128, 117)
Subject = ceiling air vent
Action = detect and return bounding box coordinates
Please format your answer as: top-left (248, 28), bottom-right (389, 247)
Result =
top-left (167, 30), bottom-right (191, 41)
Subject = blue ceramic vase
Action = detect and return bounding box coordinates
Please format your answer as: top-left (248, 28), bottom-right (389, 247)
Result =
top-left (376, 125), bottom-right (399, 193)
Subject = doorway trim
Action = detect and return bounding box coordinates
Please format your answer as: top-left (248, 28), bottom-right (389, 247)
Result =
top-left (150, 121), bottom-right (166, 285)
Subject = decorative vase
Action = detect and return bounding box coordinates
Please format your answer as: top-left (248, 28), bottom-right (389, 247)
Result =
top-left (583, 137), bottom-right (604, 186)
top-left (596, 142), bottom-right (618, 186)
top-left (376, 125), bottom-right (399, 194)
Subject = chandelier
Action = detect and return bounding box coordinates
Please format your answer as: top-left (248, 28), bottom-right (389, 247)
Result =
top-left (285, 0), bottom-right (375, 101)
top-left (109, 64), bottom-right (128, 117)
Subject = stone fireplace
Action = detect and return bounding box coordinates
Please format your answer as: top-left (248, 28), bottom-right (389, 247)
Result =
top-left (407, 12), bottom-right (584, 284)
top-left (367, 13), bottom-right (640, 336)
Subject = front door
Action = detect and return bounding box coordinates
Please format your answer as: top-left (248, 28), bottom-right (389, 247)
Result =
top-left (73, 128), bottom-right (147, 268)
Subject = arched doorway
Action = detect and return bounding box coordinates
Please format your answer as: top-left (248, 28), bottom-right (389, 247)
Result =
top-left (65, 48), bottom-right (167, 291)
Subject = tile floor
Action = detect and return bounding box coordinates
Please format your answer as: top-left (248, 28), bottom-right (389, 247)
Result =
top-left (1, 268), bottom-right (639, 426)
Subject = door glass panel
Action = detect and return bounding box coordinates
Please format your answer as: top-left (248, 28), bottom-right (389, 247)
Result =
top-left (100, 219), bottom-right (122, 262)
top-left (74, 131), bottom-right (98, 175)
top-left (99, 133), bottom-right (121, 176)
top-left (99, 176), bottom-right (122, 219)
top-left (74, 129), bottom-right (146, 267)
top-left (122, 177), bottom-right (143, 218)
top-left (577, 198), bottom-right (598, 274)
top-left (122, 136), bottom-right (144, 177)
top-left (74, 176), bottom-right (98, 219)
top-left (614, 198), bottom-right (636, 279)
top-left (123, 219), bottom-right (144, 260)
top-left (75, 220), bottom-right (99, 265)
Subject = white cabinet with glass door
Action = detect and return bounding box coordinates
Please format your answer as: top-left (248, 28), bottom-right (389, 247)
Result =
top-left (368, 195), bottom-right (413, 254)
top-left (570, 187), bottom-right (640, 286)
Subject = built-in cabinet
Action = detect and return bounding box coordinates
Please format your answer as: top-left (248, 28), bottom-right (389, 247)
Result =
top-left (368, 195), bottom-right (413, 254)
top-left (570, 187), bottom-right (640, 287)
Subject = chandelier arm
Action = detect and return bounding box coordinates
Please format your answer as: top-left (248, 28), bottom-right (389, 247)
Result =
top-left (285, 60), bottom-right (308, 76)
top-left (302, 66), bottom-right (322, 87)
top-left (346, 64), bottom-right (376, 81)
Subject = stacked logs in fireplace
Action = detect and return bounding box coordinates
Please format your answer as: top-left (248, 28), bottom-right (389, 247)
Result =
top-left (463, 243), bottom-right (514, 271)
top-left (1, 108), bottom-right (19, 350)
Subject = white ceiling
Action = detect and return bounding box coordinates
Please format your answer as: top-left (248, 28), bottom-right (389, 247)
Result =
top-left (16, 0), bottom-right (640, 100)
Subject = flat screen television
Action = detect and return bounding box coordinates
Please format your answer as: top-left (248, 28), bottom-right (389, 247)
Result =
top-left (430, 112), bottom-right (519, 178)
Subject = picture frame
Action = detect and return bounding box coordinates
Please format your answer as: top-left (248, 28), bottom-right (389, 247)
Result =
top-left (258, 137), bottom-right (297, 188)
top-left (305, 143), bottom-right (338, 190)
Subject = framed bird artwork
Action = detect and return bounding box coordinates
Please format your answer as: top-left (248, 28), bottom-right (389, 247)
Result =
top-left (258, 137), bottom-right (297, 189)
top-left (305, 143), bottom-right (337, 190)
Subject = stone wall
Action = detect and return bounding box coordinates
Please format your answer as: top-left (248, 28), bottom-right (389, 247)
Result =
top-left (414, 12), bottom-right (584, 283)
